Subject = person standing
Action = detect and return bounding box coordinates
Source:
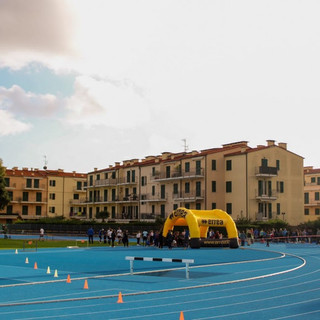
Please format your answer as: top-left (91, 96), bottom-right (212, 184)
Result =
top-left (39, 227), bottom-right (45, 241)
top-left (122, 230), bottom-right (129, 247)
top-left (87, 226), bottom-right (94, 244)
top-left (142, 230), bottom-right (148, 246)
top-left (136, 231), bottom-right (141, 246)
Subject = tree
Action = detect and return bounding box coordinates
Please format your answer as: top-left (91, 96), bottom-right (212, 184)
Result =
top-left (0, 159), bottom-right (10, 210)
top-left (96, 210), bottom-right (110, 222)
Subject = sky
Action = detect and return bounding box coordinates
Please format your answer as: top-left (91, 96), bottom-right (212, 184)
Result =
top-left (0, 0), bottom-right (319, 173)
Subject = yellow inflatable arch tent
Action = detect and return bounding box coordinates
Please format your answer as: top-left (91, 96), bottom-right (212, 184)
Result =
top-left (162, 208), bottom-right (239, 248)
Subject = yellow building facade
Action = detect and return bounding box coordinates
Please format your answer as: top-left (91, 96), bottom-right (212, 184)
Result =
top-left (85, 140), bottom-right (305, 225)
top-left (303, 166), bottom-right (320, 221)
top-left (1, 168), bottom-right (87, 224)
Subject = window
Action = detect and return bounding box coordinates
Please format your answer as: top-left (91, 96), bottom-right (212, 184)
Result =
top-left (211, 159), bottom-right (216, 171)
top-left (315, 192), bottom-right (320, 201)
top-left (226, 181), bottom-right (232, 193)
top-left (96, 174), bottom-right (100, 181)
top-left (226, 160), bottom-right (232, 171)
top-left (23, 192), bottom-right (28, 201)
top-left (89, 176), bottom-right (93, 186)
top-left (196, 160), bottom-right (201, 175)
top-left (111, 172), bottom-right (116, 179)
top-left (22, 205), bottom-right (28, 215)
top-left (304, 192), bottom-right (309, 204)
top-left (6, 205), bottom-right (12, 214)
top-left (8, 191), bottom-right (13, 201)
top-left (277, 181), bottom-right (284, 193)
top-left (311, 177), bottom-right (316, 183)
top-left (226, 203), bottom-right (232, 214)
top-left (211, 203), bottom-right (216, 209)
top-left (36, 192), bottom-right (42, 202)
top-left (104, 190), bottom-right (108, 201)
top-left (49, 193), bottom-right (55, 200)
top-left (160, 204), bottom-right (165, 218)
top-left (49, 206), bottom-right (55, 213)
top-left (185, 182), bottom-right (190, 193)
top-left (132, 170), bottom-right (136, 183)
top-left (34, 179), bottom-right (39, 188)
top-left (173, 183), bottom-right (178, 194)
top-left (77, 181), bottom-right (82, 190)
top-left (26, 179), bottom-right (32, 188)
top-left (112, 189), bottom-right (116, 201)
top-left (141, 176), bottom-right (147, 186)
top-left (104, 173), bottom-right (108, 179)
top-left (111, 206), bottom-right (116, 218)
top-left (261, 158), bottom-right (268, 167)
top-left (196, 181), bottom-right (201, 197)
top-left (152, 167), bottom-right (156, 176)
top-left (173, 204), bottom-right (178, 210)
top-left (318, 177), bottom-right (320, 185)
top-left (315, 208), bottom-right (320, 215)
top-left (276, 160), bottom-right (280, 170)
top-left (73, 194), bottom-right (79, 200)
top-left (161, 185), bottom-right (166, 199)
top-left (152, 205), bottom-right (155, 214)
top-left (196, 203), bottom-right (201, 210)
top-left (211, 181), bottom-right (216, 192)
top-left (152, 185), bottom-right (156, 196)
top-left (304, 208), bottom-right (309, 215)
top-left (185, 162), bottom-right (190, 172)
top-left (277, 203), bottom-right (281, 215)
top-left (49, 180), bottom-right (56, 187)
top-left (4, 177), bottom-right (10, 187)
top-left (126, 171), bottom-right (130, 183)
top-left (166, 166), bottom-right (170, 178)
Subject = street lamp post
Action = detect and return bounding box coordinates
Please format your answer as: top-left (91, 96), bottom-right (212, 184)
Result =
top-left (281, 212), bottom-right (286, 221)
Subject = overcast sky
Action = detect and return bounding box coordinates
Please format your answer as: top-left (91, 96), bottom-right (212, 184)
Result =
top-left (0, 0), bottom-right (319, 173)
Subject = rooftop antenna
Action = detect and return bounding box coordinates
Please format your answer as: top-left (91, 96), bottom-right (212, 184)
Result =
top-left (43, 155), bottom-right (48, 170)
top-left (182, 139), bottom-right (188, 153)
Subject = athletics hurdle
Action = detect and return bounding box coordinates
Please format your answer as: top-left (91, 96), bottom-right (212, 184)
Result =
top-left (125, 256), bottom-right (194, 279)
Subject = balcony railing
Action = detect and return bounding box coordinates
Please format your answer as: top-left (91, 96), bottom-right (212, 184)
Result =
top-left (256, 166), bottom-right (278, 177)
top-left (173, 190), bottom-right (205, 201)
top-left (255, 190), bottom-right (278, 201)
top-left (140, 193), bottom-right (168, 202)
top-left (150, 169), bottom-right (204, 181)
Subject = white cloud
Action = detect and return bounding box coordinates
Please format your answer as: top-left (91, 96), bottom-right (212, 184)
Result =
top-left (0, 85), bottom-right (63, 117)
top-left (0, 0), bottom-right (77, 70)
top-left (0, 109), bottom-right (31, 136)
top-left (65, 76), bottom-right (151, 128)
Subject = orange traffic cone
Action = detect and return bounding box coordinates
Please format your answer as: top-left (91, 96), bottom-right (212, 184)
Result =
top-left (117, 292), bottom-right (123, 303)
top-left (34, 262), bottom-right (38, 270)
top-left (179, 311), bottom-right (185, 320)
top-left (66, 274), bottom-right (71, 283)
top-left (83, 279), bottom-right (89, 289)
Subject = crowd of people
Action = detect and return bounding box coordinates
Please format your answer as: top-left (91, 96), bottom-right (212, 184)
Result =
top-left (238, 227), bottom-right (320, 246)
top-left (86, 226), bottom-right (320, 248)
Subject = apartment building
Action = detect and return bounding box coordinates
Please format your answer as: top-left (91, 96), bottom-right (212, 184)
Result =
top-left (0, 168), bottom-right (87, 224)
top-left (304, 166), bottom-right (320, 221)
top-left (85, 140), bottom-right (304, 225)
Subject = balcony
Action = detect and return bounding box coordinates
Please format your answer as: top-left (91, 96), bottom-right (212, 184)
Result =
top-left (256, 166), bottom-right (278, 177)
top-left (117, 194), bottom-right (139, 203)
top-left (117, 177), bottom-right (138, 186)
top-left (140, 193), bottom-right (168, 202)
top-left (255, 190), bottom-right (278, 201)
top-left (23, 184), bottom-right (46, 190)
top-left (256, 211), bottom-right (276, 221)
top-left (173, 190), bottom-right (204, 202)
top-left (5, 183), bottom-right (16, 190)
top-left (150, 168), bottom-right (204, 182)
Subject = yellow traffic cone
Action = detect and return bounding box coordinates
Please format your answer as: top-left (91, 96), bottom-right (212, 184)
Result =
top-left (46, 266), bottom-right (51, 274)
top-left (54, 269), bottom-right (58, 277)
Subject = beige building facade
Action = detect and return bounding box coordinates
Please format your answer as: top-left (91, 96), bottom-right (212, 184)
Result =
top-left (85, 140), bottom-right (305, 226)
top-left (1, 168), bottom-right (87, 224)
top-left (303, 166), bottom-right (320, 221)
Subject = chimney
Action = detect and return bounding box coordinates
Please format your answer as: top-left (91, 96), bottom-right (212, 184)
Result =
top-left (267, 140), bottom-right (275, 147)
top-left (278, 142), bottom-right (287, 150)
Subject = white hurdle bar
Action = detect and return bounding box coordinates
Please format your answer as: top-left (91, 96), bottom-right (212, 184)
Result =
top-left (125, 256), bottom-right (194, 279)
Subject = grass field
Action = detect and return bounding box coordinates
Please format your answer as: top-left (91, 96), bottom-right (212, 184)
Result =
top-left (0, 238), bottom-right (124, 249)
